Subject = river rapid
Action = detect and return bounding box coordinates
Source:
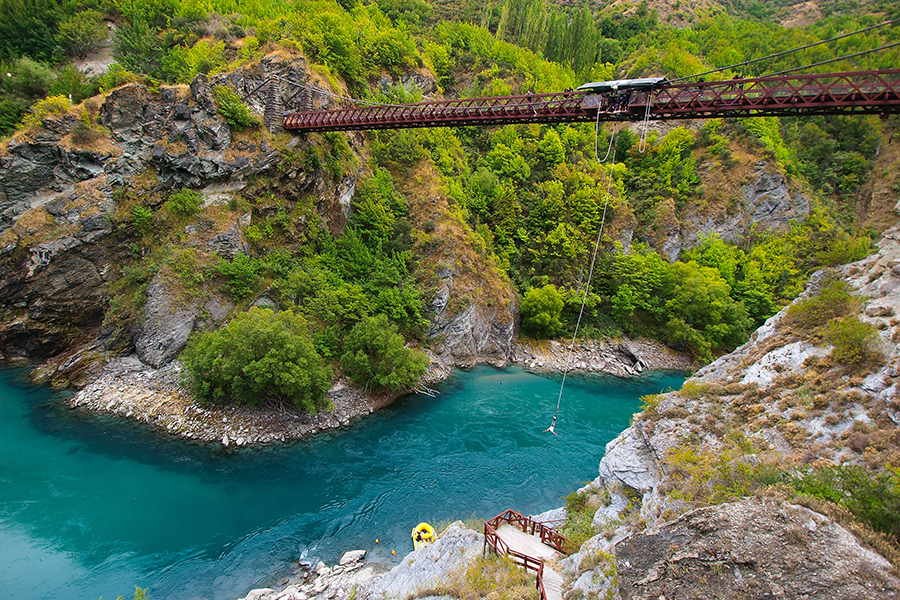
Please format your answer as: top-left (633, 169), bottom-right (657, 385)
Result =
top-left (0, 366), bottom-right (683, 600)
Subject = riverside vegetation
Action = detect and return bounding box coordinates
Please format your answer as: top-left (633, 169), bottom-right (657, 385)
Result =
top-left (2, 0), bottom-right (895, 387)
top-left (1, 0), bottom-right (900, 595)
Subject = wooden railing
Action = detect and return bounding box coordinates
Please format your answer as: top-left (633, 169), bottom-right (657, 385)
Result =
top-left (483, 510), bottom-right (570, 600)
top-left (486, 509), bottom-right (569, 553)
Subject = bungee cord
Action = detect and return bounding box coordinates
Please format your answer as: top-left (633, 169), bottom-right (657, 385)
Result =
top-left (762, 41), bottom-right (900, 77)
top-left (548, 120), bottom-right (620, 433)
top-left (667, 17), bottom-right (900, 84)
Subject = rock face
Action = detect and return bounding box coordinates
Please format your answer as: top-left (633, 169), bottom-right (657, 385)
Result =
top-left (427, 301), bottom-right (517, 367)
top-left (132, 274), bottom-right (199, 368)
top-left (647, 164), bottom-right (810, 260)
top-left (0, 58), bottom-right (327, 373)
top-left (743, 167), bottom-right (810, 229)
top-left (0, 56), bottom-right (325, 234)
top-left (237, 523), bottom-right (482, 600)
top-left (425, 262), bottom-right (518, 367)
top-left (567, 223), bottom-right (900, 599)
top-left (511, 338), bottom-right (689, 377)
top-left (363, 522), bottom-right (483, 599)
top-left (616, 497), bottom-right (900, 600)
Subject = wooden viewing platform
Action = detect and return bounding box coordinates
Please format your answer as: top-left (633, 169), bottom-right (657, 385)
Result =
top-left (483, 510), bottom-right (570, 600)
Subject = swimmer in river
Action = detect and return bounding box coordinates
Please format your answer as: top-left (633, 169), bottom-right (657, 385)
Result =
top-left (543, 415), bottom-right (558, 436)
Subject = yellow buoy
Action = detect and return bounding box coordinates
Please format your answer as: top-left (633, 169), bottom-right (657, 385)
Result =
top-left (391, 549), bottom-right (396, 555)
top-left (411, 522), bottom-right (436, 550)
top-left (375, 538), bottom-right (379, 544)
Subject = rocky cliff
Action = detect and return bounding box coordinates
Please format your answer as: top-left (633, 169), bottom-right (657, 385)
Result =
top-left (0, 58), bottom-right (522, 400)
top-left (558, 222), bottom-right (900, 598)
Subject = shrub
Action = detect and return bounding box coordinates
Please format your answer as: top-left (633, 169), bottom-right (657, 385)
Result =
top-left (212, 85), bottom-right (259, 131)
top-left (521, 284), bottom-right (565, 338)
top-left (131, 205), bottom-right (154, 236)
top-left (162, 40), bottom-right (226, 83)
top-left (215, 252), bottom-right (261, 300)
top-left (96, 63), bottom-right (142, 91)
top-left (70, 107), bottom-right (99, 144)
top-left (340, 314), bottom-right (429, 392)
top-left (791, 465), bottom-right (900, 542)
top-left (561, 488), bottom-right (598, 552)
top-left (181, 308), bottom-right (332, 413)
top-left (787, 278), bottom-right (858, 332)
top-left (51, 64), bottom-right (98, 103)
top-left (20, 94), bottom-right (70, 128)
top-left (457, 554), bottom-right (538, 600)
top-left (164, 188), bottom-right (203, 218)
top-left (824, 316), bottom-right (880, 365)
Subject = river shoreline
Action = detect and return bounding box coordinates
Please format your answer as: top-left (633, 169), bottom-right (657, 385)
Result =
top-left (57, 335), bottom-right (692, 447)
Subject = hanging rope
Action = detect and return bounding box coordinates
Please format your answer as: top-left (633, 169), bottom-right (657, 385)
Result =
top-left (638, 92), bottom-right (653, 153)
top-left (596, 104), bottom-right (618, 163)
top-left (549, 124), bottom-right (620, 431)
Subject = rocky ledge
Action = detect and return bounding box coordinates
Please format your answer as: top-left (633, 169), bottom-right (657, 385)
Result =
top-left (555, 224), bottom-right (900, 599)
top-left (67, 355), bottom-right (407, 445)
top-left (511, 336), bottom-right (693, 376)
top-left (237, 522), bottom-right (483, 600)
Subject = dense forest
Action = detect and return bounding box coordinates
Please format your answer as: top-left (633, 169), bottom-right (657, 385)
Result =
top-left (1, 0), bottom-right (898, 406)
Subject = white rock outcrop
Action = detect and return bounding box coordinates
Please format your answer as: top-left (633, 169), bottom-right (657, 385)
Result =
top-left (363, 522), bottom-right (483, 600)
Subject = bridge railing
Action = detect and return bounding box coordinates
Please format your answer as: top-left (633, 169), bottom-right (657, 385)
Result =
top-left (282, 69), bottom-right (900, 132)
top-left (650, 69), bottom-right (900, 118)
top-left (283, 91), bottom-right (590, 131)
top-left (483, 510), bottom-right (571, 600)
top-left (485, 509), bottom-right (570, 553)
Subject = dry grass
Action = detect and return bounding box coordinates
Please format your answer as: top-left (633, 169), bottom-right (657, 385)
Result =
top-left (399, 161), bottom-right (516, 322)
top-left (59, 129), bottom-right (122, 155)
top-left (408, 554), bottom-right (539, 600)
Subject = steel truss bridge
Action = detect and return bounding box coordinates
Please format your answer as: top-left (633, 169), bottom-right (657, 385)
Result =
top-left (282, 69), bottom-right (900, 132)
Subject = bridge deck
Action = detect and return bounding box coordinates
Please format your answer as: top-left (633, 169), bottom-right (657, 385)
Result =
top-left (495, 524), bottom-right (564, 600)
top-left (495, 524), bottom-right (562, 561)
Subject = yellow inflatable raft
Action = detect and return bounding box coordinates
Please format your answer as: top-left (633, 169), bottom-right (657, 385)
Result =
top-left (411, 522), bottom-right (435, 549)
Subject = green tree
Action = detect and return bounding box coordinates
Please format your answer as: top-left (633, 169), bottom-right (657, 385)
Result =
top-left (521, 284), bottom-right (564, 338)
top-left (340, 314), bottom-right (428, 392)
top-left (113, 18), bottom-right (165, 78)
top-left (611, 245), bottom-right (671, 325)
top-left (50, 64), bottom-right (96, 103)
top-left (664, 262), bottom-right (752, 361)
top-left (212, 85), bottom-right (258, 130)
top-left (9, 56), bottom-right (53, 98)
top-left (181, 308), bottom-right (332, 413)
top-left (57, 10), bottom-right (106, 59)
top-left (0, 0), bottom-right (65, 62)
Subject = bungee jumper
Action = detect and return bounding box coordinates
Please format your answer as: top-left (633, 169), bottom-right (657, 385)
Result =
top-left (543, 415), bottom-right (558, 436)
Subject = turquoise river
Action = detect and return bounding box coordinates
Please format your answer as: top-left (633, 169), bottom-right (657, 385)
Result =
top-left (0, 366), bottom-right (684, 600)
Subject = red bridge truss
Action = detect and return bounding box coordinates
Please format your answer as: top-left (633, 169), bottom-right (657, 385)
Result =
top-left (282, 70), bottom-right (900, 132)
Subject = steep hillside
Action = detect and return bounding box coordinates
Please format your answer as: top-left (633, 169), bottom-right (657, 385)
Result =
top-left (561, 222), bottom-right (900, 597)
top-left (0, 0), bottom-right (896, 439)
